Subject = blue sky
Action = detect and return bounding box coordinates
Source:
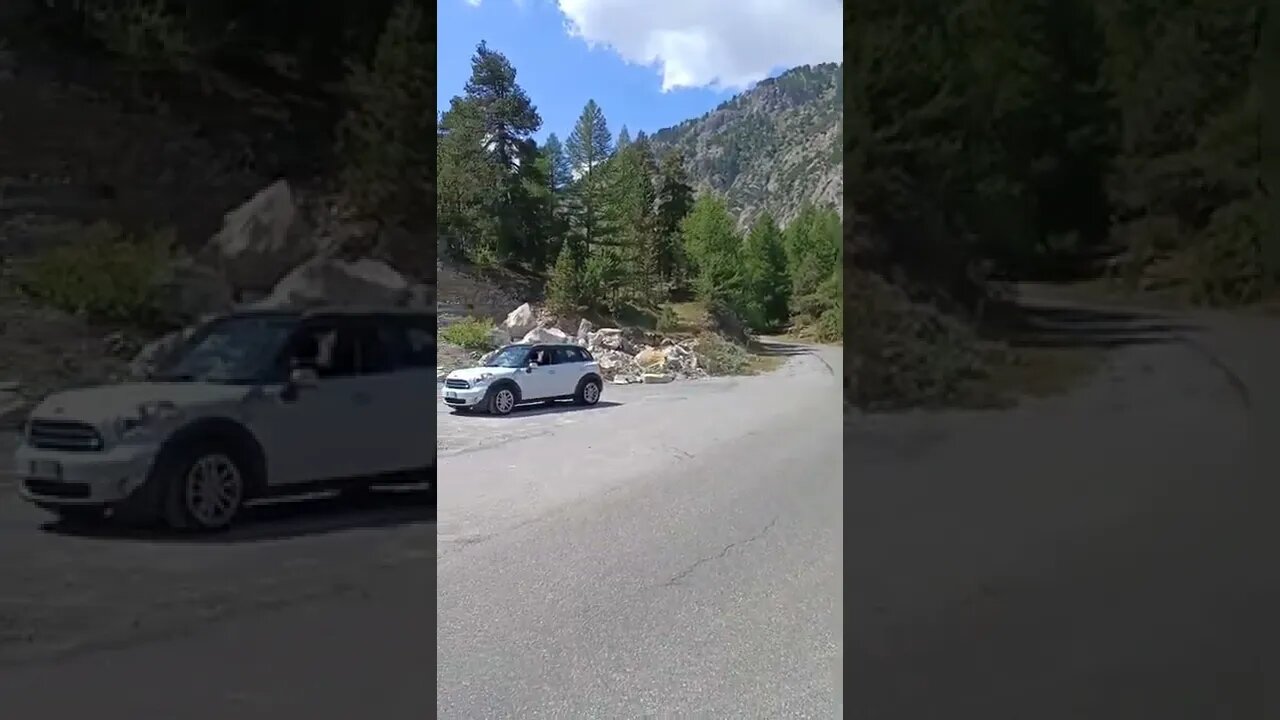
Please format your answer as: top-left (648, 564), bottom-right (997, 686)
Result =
top-left (438, 1), bottom-right (734, 143)
top-left (437, 0), bottom-right (842, 144)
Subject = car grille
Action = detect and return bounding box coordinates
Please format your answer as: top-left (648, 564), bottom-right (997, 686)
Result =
top-left (27, 419), bottom-right (104, 452)
top-left (444, 378), bottom-right (470, 389)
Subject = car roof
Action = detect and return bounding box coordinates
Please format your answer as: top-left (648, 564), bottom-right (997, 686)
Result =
top-left (503, 342), bottom-right (586, 349)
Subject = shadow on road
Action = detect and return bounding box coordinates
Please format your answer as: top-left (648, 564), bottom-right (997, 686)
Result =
top-left (41, 490), bottom-right (435, 544)
top-left (751, 339), bottom-right (815, 356)
top-left (986, 301), bottom-right (1201, 350)
top-left (452, 400), bottom-right (622, 418)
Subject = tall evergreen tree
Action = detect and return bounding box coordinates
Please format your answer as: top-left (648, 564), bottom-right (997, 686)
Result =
top-left (616, 125), bottom-right (632, 150)
top-left (742, 212), bottom-right (791, 329)
top-left (565, 99), bottom-right (614, 252)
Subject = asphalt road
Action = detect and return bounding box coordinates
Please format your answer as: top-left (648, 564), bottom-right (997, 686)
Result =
top-left (1, 296), bottom-right (1275, 718)
top-left (0, 343), bottom-right (843, 718)
top-left (436, 347), bottom-right (845, 718)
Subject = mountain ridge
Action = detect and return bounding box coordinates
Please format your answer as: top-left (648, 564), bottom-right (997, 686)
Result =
top-left (648, 62), bottom-right (842, 230)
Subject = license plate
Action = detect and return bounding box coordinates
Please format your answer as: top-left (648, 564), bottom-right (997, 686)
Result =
top-left (28, 460), bottom-right (62, 480)
top-left (444, 391), bottom-right (458, 399)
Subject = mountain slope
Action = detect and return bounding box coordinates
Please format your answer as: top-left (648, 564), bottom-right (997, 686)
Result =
top-left (649, 63), bottom-right (842, 229)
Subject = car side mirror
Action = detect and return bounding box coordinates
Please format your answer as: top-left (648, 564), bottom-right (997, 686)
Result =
top-left (526, 360), bottom-right (537, 372)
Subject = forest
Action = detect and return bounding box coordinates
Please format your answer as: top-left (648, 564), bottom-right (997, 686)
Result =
top-left (436, 43), bottom-right (844, 341)
top-left (846, 0), bottom-right (1267, 408)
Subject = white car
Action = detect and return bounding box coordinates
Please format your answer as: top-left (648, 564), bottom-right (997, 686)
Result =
top-left (13, 307), bottom-right (436, 531)
top-left (442, 343), bottom-right (604, 415)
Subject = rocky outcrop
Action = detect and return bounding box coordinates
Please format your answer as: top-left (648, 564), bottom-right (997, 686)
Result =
top-left (258, 256), bottom-right (414, 310)
top-left (200, 179), bottom-right (322, 295)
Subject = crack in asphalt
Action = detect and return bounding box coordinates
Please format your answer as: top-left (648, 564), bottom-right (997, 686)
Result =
top-left (661, 514), bottom-right (780, 587)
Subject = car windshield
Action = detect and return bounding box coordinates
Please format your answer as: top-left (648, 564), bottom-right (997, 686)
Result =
top-left (152, 315), bottom-right (298, 384)
top-left (484, 345), bottom-right (531, 368)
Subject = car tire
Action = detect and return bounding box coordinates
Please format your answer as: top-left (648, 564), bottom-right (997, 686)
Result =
top-left (575, 377), bottom-right (603, 406)
top-left (487, 384), bottom-right (519, 416)
top-left (157, 439), bottom-right (248, 532)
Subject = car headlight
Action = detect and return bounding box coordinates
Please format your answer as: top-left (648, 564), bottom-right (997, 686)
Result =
top-left (473, 373), bottom-right (495, 385)
top-left (114, 401), bottom-right (182, 438)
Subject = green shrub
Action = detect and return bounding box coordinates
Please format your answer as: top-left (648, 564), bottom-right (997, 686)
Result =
top-left (693, 333), bottom-right (750, 375)
top-left (440, 317), bottom-right (498, 351)
top-left (19, 223), bottom-right (173, 326)
top-left (655, 306), bottom-right (681, 333)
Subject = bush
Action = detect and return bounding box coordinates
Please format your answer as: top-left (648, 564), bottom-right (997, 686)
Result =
top-left (655, 306), bottom-right (681, 333)
top-left (692, 333), bottom-right (751, 375)
top-left (846, 268), bottom-right (1001, 411)
top-left (19, 223), bottom-right (173, 326)
top-left (440, 317), bottom-right (498, 351)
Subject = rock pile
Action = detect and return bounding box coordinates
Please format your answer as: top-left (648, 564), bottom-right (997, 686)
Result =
top-left (128, 179), bottom-right (435, 378)
top-left (484, 302), bottom-right (709, 384)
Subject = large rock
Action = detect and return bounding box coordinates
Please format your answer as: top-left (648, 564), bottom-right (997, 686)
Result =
top-left (260, 257), bottom-right (413, 309)
top-left (202, 180), bottom-right (318, 293)
top-left (148, 258), bottom-right (234, 328)
top-left (575, 319), bottom-right (594, 346)
top-left (634, 346), bottom-right (667, 370)
top-left (502, 303), bottom-right (537, 339)
top-left (589, 328), bottom-right (627, 352)
top-left (594, 348), bottom-right (641, 381)
top-left (520, 326), bottom-right (570, 344)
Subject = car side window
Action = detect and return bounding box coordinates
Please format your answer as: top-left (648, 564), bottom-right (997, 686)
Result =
top-left (551, 347), bottom-right (578, 365)
top-left (285, 322), bottom-right (357, 379)
top-left (353, 321), bottom-right (396, 375)
top-left (529, 348), bottom-right (552, 366)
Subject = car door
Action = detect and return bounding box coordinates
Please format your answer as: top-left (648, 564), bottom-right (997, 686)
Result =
top-left (520, 346), bottom-right (559, 400)
top-left (550, 346), bottom-right (584, 396)
top-left (250, 318), bottom-right (372, 485)
top-left (360, 314), bottom-right (434, 474)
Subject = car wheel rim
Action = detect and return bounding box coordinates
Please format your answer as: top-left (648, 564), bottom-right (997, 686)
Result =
top-left (496, 390), bottom-right (514, 413)
top-left (584, 383), bottom-right (599, 403)
top-left (185, 453), bottom-right (243, 527)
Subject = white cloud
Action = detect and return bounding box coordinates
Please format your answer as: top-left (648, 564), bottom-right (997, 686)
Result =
top-left (556, 0), bottom-right (841, 92)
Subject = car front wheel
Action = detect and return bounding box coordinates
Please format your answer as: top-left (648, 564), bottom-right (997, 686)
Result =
top-left (159, 441), bottom-right (247, 532)
top-left (488, 386), bottom-right (518, 416)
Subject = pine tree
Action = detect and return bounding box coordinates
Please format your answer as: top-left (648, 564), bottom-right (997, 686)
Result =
top-left (463, 41), bottom-right (542, 173)
top-left (655, 150), bottom-right (695, 286)
top-left (436, 41), bottom-right (542, 263)
top-left (616, 125), bottom-right (631, 150)
top-left (542, 133), bottom-right (572, 192)
top-left (546, 241), bottom-right (585, 313)
top-left (681, 195), bottom-right (744, 309)
top-left (742, 212), bottom-right (791, 330)
top-left (336, 0), bottom-right (434, 227)
top-left (565, 99), bottom-right (614, 252)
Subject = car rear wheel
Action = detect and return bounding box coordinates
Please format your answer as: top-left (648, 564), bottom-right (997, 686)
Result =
top-left (575, 378), bottom-right (602, 406)
top-left (488, 386), bottom-right (517, 416)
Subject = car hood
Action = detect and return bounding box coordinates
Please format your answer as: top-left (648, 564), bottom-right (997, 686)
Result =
top-left (31, 382), bottom-right (252, 425)
top-left (446, 366), bottom-right (517, 383)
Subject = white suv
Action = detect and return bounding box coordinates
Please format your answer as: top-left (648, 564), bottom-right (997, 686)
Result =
top-left (442, 343), bottom-right (603, 415)
top-left (13, 307), bottom-right (436, 531)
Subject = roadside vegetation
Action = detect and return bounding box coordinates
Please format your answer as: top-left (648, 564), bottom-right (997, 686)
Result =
top-left (845, 0), bottom-right (1265, 409)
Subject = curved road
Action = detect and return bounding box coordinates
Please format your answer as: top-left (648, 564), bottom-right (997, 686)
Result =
top-left (436, 345), bottom-right (844, 718)
top-left (0, 342), bottom-right (843, 718)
